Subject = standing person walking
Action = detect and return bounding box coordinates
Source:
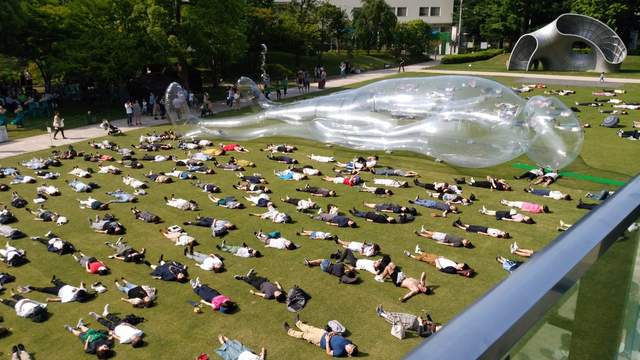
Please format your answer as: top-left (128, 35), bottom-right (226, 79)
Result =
top-left (599, 72), bottom-right (605, 83)
top-left (124, 101), bottom-right (133, 126)
top-left (132, 100), bottom-right (142, 126)
top-left (399, 57), bottom-right (406, 72)
top-left (52, 111), bottom-right (66, 139)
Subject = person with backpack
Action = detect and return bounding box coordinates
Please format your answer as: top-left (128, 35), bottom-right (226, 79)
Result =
top-left (0, 289), bottom-right (48, 322)
top-left (284, 316), bottom-right (358, 357)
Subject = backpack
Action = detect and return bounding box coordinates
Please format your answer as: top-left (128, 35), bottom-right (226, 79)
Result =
top-left (0, 272), bottom-right (15, 285)
top-left (326, 320), bottom-right (346, 336)
top-left (11, 198), bottom-right (27, 208)
top-left (29, 306), bottom-right (48, 323)
top-left (286, 286), bottom-right (310, 312)
top-left (601, 115), bottom-right (619, 128)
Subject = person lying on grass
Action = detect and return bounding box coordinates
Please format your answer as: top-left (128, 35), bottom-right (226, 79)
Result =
top-left (408, 197), bottom-right (458, 218)
top-left (160, 226), bottom-right (196, 247)
top-left (362, 202), bottom-right (417, 215)
top-left (106, 189), bottom-right (138, 203)
top-left (183, 216), bottom-right (236, 237)
top-left (335, 155), bottom-right (378, 172)
top-left (334, 240), bottom-right (380, 257)
top-left (303, 258), bottom-right (359, 284)
top-left (0, 206), bottom-right (16, 224)
top-left (478, 206), bottom-right (535, 224)
top-left (452, 218), bottom-right (510, 238)
top-left (36, 184), bottom-right (60, 196)
top-left (375, 305), bottom-right (441, 339)
top-left (403, 246), bottom-right (473, 277)
top-left (32, 232), bottom-right (76, 255)
top-left (78, 197), bottom-right (111, 210)
top-left (370, 167), bottom-right (419, 177)
top-left (289, 165), bottom-right (322, 176)
top-left (0, 243), bottom-right (27, 266)
top-left (0, 289), bottom-right (48, 323)
top-left (375, 265), bottom-right (431, 302)
top-left (131, 207), bottom-right (160, 223)
top-left (281, 196), bottom-right (318, 212)
top-left (245, 193), bottom-right (271, 207)
top-left (513, 167), bottom-right (545, 181)
top-left (425, 191), bottom-right (475, 205)
top-left (122, 175), bottom-right (147, 189)
top-left (359, 183), bottom-right (393, 196)
top-left (237, 173), bottom-right (268, 184)
top-left (255, 230), bottom-right (298, 250)
top-left (192, 180), bottom-right (221, 193)
top-left (510, 242), bottom-right (535, 257)
top-left (500, 199), bottom-right (549, 213)
top-left (413, 179), bottom-right (462, 194)
top-left (284, 315), bottom-right (358, 357)
top-left (88, 305), bottom-right (144, 347)
top-left (165, 195), bottom-right (199, 210)
top-left (263, 143), bottom-right (296, 153)
top-left (145, 172), bottom-right (172, 183)
top-left (523, 187), bottom-right (571, 200)
top-left (530, 170), bottom-right (559, 187)
top-left (22, 276), bottom-right (94, 303)
top-left (249, 204), bottom-right (291, 223)
top-left (275, 169), bottom-right (307, 181)
top-left (105, 238), bottom-right (145, 264)
top-left (221, 143), bottom-right (249, 152)
top-left (311, 206), bottom-right (357, 228)
top-left (373, 178), bottom-right (408, 188)
top-left (233, 181), bottom-right (270, 194)
top-left (330, 248), bottom-right (393, 277)
top-left (89, 214), bottom-right (125, 235)
top-left (146, 256), bottom-right (189, 283)
top-left (234, 268), bottom-right (287, 302)
top-left (296, 229), bottom-right (337, 240)
top-left (308, 154), bottom-right (335, 163)
top-left (349, 207), bottom-right (413, 224)
top-left (114, 278), bottom-right (156, 308)
top-left (190, 277), bottom-right (236, 313)
top-left (467, 176), bottom-right (512, 191)
top-left (25, 206), bottom-right (62, 222)
top-left (63, 321), bottom-right (114, 358)
top-left (72, 252), bottom-right (109, 275)
top-left (216, 240), bottom-right (261, 258)
top-left (215, 334), bottom-right (266, 360)
top-left (296, 184), bottom-right (336, 197)
top-left (322, 174), bottom-right (362, 186)
top-left (414, 226), bottom-right (474, 248)
top-left (267, 154), bottom-right (297, 164)
top-left (67, 179), bottom-right (98, 192)
top-left (184, 243), bottom-right (224, 272)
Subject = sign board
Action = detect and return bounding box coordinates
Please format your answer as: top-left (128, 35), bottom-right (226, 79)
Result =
top-left (0, 126), bottom-right (8, 143)
top-left (480, 42), bottom-right (489, 49)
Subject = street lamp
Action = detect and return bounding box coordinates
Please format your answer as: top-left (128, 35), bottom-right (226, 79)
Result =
top-left (457, 0), bottom-right (463, 53)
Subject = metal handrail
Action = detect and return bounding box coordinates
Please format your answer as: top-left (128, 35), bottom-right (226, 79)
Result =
top-left (404, 175), bottom-right (640, 360)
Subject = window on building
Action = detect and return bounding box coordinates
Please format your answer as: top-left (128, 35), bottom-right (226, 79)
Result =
top-left (430, 7), bottom-right (440, 16)
top-left (396, 7), bottom-right (407, 17)
top-left (419, 7), bottom-right (429, 16)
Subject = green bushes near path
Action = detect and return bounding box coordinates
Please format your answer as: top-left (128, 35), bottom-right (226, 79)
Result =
top-left (440, 49), bottom-right (505, 64)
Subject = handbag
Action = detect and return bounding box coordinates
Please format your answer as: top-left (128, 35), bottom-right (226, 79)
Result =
top-left (391, 321), bottom-right (405, 339)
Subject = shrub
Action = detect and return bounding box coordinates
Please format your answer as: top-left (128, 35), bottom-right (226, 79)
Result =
top-left (440, 49), bottom-right (504, 64)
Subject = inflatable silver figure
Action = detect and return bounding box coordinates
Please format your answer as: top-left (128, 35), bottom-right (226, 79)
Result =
top-left (165, 76), bottom-right (583, 169)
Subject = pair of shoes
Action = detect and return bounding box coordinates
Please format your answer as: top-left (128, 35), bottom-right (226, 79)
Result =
top-left (233, 275), bottom-right (244, 280)
top-left (414, 244), bottom-right (422, 254)
top-left (246, 268), bottom-right (255, 278)
top-left (303, 258), bottom-right (310, 267)
top-left (403, 250), bottom-right (411, 257)
top-left (376, 304), bottom-right (384, 317)
top-left (510, 242), bottom-right (518, 254)
top-left (283, 322), bottom-right (291, 332)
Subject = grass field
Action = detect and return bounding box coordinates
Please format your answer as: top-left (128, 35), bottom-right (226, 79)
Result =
top-left (0, 73), bottom-right (638, 360)
top-left (432, 54), bottom-right (640, 79)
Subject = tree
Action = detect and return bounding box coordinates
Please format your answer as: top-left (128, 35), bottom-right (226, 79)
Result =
top-left (392, 20), bottom-right (432, 58)
top-left (316, 2), bottom-right (348, 52)
top-left (352, 0), bottom-right (397, 53)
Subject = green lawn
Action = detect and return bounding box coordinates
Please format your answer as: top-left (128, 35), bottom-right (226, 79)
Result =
top-left (0, 73), bottom-right (637, 359)
top-left (432, 54), bottom-right (640, 79)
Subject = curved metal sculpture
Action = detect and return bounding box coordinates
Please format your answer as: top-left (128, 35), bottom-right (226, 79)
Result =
top-left (166, 76), bottom-right (584, 169)
top-left (508, 13), bottom-right (627, 72)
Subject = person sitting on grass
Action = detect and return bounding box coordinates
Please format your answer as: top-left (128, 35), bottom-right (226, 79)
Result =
top-left (25, 206), bottom-right (62, 222)
top-left (335, 239), bottom-right (380, 257)
top-left (208, 195), bottom-right (244, 209)
top-left (78, 197), bottom-right (111, 210)
top-left (190, 277), bottom-right (236, 313)
top-left (31, 232), bottom-right (76, 255)
top-left (500, 199), bottom-right (549, 213)
top-left (312, 206), bottom-right (356, 228)
top-left (524, 187), bottom-right (571, 200)
top-left (303, 258), bottom-right (359, 284)
top-left (63, 321), bottom-right (114, 358)
top-left (114, 278), bottom-right (156, 308)
top-left (373, 178), bottom-right (409, 188)
top-left (414, 226), bottom-right (473, 248)
top-left (296, 184), bottom-right (336, 197)
top-left (255, 230), bottom-right (298, 250)
top-left (164, 195), bottom-right (199, 211)
top-left (404, 246), bottom-right (473, 277)
top-left (510, 242), bottom-right (535, 257)
top-left (478, 206), bottom-right (535, 224)
top-left (296, 229), bottom-right (337, 240)
top-left (106, 189), bottom-right (137, 203)
top-left (184, 244), bottom-right (224, 272)
top-left (72, 252), bottom-right (109, 275)
top-left (362, 202), bottom-right (417, 215)
top-left (0, 289), bottom-right (49, 322)
top-left (248, 204), bottom-right (291, 223)
top-left (452, 218), bottom-right (510, 238)
top-left (234, 268), bottom-right (287, 302)
top-left (375, 265), bottom-right (431, 302)
top-left (359, 183), bottom-right (393, 196)
top-left (371, 167), bottom-right (418, 177)
top-left (89, 214), bottom-right (125, 235)
top-left (215, 334), bottom-right (265, 360)
top-left (131, 208), bottom-right (161, 223)
top-left (513, 167), bottom-right (545, 180)
top-left (0, 243), bottom-right (27, 266)
top-left (88, 306), bottom-right (144, 347)
top-left (160, 227), bottom-right (196, 247)
top-left (284, 316), bottom-right (358, 357)
top-left (216, 240), bottom-right (261, 258)
top-left (192, 181), bottom-right (221, 193)
top-left (467, 176), bottom-right (512, 191)
top-left (147, 256), bottom-right (189, 283)
top-left (408, 197), bottom-right (458, 218)
top-left (375, 305), bottom-right (441, 339)
top-left (281, 196), bottom-right (318, 212)
top-left (530, 170), bottom-right (559, 186)
top-left (267, 154), bottom-right (297, 164)
top-left (425, 191), bottom-right (475, 205)
top-left (105, 238), bottom-right (145, 264)
top-left (322, 174), bottom-right (362, 187)
top-left (245, 193), bottom-right (271, 207)
top-left (23, 276), bottom-right (94, 303)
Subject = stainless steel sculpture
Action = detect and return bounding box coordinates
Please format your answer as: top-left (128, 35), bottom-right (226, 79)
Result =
top-left (508, 13), bottom-right (627, 72)
top-left (166, 76), bottom-right (584, 169)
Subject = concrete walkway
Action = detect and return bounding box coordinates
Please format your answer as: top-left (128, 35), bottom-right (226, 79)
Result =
top-left (0, 61), bottom-right (437, 159)
top-left (420, 69), bottom-right (640, 84)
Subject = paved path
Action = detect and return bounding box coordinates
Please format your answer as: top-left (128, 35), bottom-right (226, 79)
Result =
top-left (419, 69), bottom-right (640, 84)
top-left (0, 61), bottom-right (437, 159)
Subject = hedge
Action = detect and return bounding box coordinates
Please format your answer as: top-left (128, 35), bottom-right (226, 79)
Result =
top-left (441, 49), bottom-right (504, 64)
